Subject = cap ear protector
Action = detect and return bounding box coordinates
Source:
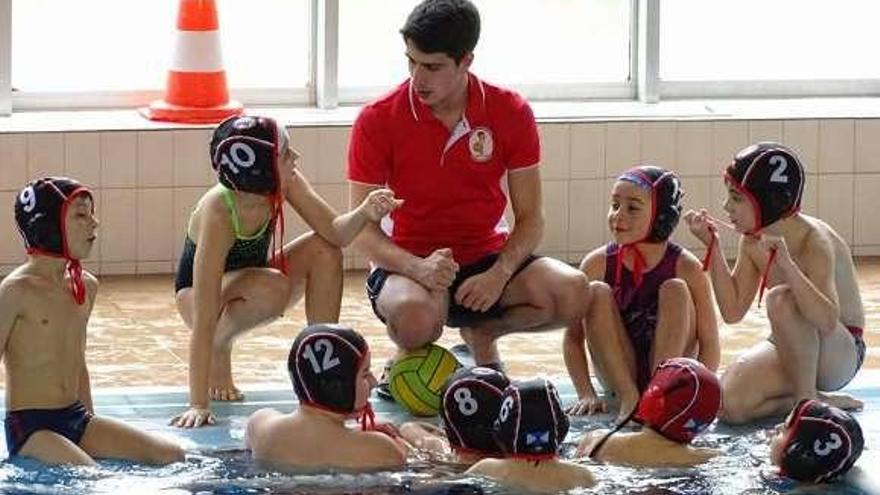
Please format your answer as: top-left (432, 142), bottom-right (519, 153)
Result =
top-left (440, 366), bottom-right (510, 455)
top-left (779, 399), bottom-right (864, 483)
top-left (14, 177), bottom-right (94, 304)
top-left (725, 142), bottom-right (804, 235)
top-left (618, 165), bottom-right (683, 243)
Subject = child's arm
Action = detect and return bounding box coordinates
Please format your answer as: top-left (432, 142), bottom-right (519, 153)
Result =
top-left (284, 170), bottom-right (401, 247)
top-left (762, 235), bottom-right (840, 334)
top-left (0, 278), bottom-right (24, 368)
top-left (684, 210), bottom-right (760, 323)
top-left (678, 252), bottom-right (720, 372)
top-left (172, 201), bottom-right (236, 428)
top-left (399, 421), bottom-right (450, 457)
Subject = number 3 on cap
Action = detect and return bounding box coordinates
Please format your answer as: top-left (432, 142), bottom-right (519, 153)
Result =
top-left (220, 142), bottom-right (256, 174)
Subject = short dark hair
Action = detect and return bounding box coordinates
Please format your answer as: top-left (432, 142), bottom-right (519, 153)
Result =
top-left (400, 0), bottom-right (480, 64)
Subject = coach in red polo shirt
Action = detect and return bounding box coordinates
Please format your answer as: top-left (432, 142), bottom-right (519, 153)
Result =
top-left (348, 0), bottom-right (589, 371)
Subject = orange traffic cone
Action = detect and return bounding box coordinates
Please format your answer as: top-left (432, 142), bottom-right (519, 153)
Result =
top-left (140, 0), bottom-right (243, 124)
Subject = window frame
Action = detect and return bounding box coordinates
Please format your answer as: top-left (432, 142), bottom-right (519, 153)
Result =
top-left (2, 0), bottom-right (879, 116)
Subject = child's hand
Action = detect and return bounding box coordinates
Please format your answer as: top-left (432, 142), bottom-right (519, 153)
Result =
top-left (170, 407), bottom-right (216, 428)
top-left (566, 393), bottom-right (608, 416)
top-left (683, 209), bottom-right (716, 246)
top-left (359, 189), bottom-right (403, 222)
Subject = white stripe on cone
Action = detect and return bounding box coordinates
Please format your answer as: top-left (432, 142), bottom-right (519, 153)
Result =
top-left (170, 31), bottom-right (224, 72)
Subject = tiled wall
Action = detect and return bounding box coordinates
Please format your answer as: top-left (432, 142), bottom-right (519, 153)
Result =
top-left (1, 119), bottom-right (879, 276)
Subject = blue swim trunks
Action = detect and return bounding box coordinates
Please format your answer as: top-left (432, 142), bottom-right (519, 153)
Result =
top-left (4, 401), bottom-right (93, 456)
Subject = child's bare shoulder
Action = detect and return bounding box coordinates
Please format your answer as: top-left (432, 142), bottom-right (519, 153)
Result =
top-left (1, 268), bottom-right (52, 297)
top-left (675, 246), bottom-right (705, 275)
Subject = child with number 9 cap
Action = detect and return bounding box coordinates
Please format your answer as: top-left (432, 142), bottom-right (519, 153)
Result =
top-left (684, 142), bottom-right (866, 424)
top-left (245, 323), bottom-right (406, 470)
top-left (466, 378), bottom-right (596, 494)
top-left (770, 399), bottom-right (864, 484)
top-left (400, 366), bottom-right (509, 463)
top-left (171, 115), bottom-right (402, 429)
top-left (1, 177), bottom-right (183, 466)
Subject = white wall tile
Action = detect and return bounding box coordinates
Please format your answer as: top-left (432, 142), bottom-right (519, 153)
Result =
top-left (639, 122), bottom-right (676, 168)
top-left (138, 131), bottom-right (174, 187)
top-left (748, 120), bottom-right (783, 143)
top-left (282, 204), bottom-right (311, 241)
top-left (801, 175), bottom-right (819, 217)
top-left (101, 132), bottom-right (137, 188)
top-left (854, 175), bottom-right (880, 245)
top-left (314, 183), bottom-right (348, 213)
top-left (539, 180), bottom-right (568, 252)
top-left (855, 119), bottom-right (880, 173)
top-left (173, 130), bottom-right (214, 187)
top-left (675, 122), bottom-right (713, 177)
top-left (817, 174), bottom-right (854, 244)
top-left (315, 127), bottom-right (350, 184)
top-left (27, 133), bottom-right (65, 179)
top-left (712, 121), bottom-right (749, 171)
top-left (100, 262), bottom-right (136, 275)
top-left (64, 133), bottom-right (101, 187)
top-left (819, 120), bottom-right (855, 174)
top-left (0, 191), bottom-right (24, 264)
top-left (290, 126), bottom-right (320, 184)
top-left (671, 177), bottom-right (712, 251)
top-left (570, 123), bottom-right (604, 179)
top-left (138, 188), bottom-right (174, 261)
top-left (567, 179), bottom-right (606, 256)
top-left (0, 134), bottom-right (27, 191)
top-left (538, 124), bottom-right (570, 180)
top-left (605, 123), bottom-right (639, 177)
top-left (89, 191), bottom-right (103, 262)
top-left (783, 120), bottom-right (818, 174)
top-left (100, 189), bottom-right (137, 262)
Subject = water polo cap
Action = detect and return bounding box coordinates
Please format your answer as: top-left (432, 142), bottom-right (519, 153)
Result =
top-left (494, 378), bottom-right (569, 461)
top-left (440, 366), bottom-right (510, 456)
top-left (779, 399), bottom-right (864, 483)
top-left (634, 357), bottom-right (722, 444)
top-left (210, 115), bottom-right (290, 273)
top-left (14, 177), bottom-right (93, 305)
top-left (725, 142), bottom-right (804, 235)
top-left (289, 324), bottom-right (374, 428)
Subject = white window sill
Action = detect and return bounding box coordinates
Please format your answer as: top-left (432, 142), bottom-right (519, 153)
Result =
top-left (3, 97), bottom-right (880, 134)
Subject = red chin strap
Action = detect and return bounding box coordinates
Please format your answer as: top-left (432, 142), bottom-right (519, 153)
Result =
top-left (269, 193), bottom-right (288, 275)
top-left (357, 403), bottom-right (376, 431)
top-left (615, 243), bottom-right (648, 290)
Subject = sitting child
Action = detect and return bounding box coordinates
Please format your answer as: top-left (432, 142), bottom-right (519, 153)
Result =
top-left (467, 378), bottom-right (596, 493)
top-left (684, 142), bottom-right (865, 423)
top-left (400, 366), bottom-right (510, 464)
top-left (578, 357), bottom-right (722, 467)
top-left (770, 399), bottom-right (864, 484)
top-left (564, 165), bottom-right (719, 422)
top-left (0, 177), bottom-right (183, 465)
top-left (245, 324), bottom-right (406, 470)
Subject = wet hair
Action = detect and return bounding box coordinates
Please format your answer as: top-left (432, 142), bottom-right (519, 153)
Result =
top-left (779, 399), bottom-right (864, 483)
top-left (725, 142), bottom-right (804, 234)
top-left (439, 366), bottom-right (510, 455)
top-left (400, 0), bottom-right (480, 64)
top-left (288, 324), bottom-right (369, 414)
top-left (617, 165), bottom-right (684, 242)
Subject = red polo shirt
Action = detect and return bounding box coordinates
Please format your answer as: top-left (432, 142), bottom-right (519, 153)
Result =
top-left (348, 73), bottom-right (540, 265)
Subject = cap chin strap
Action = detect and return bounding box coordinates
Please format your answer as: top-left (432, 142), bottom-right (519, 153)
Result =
top-left (357, 403), bottom-right (376, 431)
top-left (25, 247), bottom-right (86, 305)
top-left (614, 243), bottom-right (648, 291)
top-left (269, 193), bottom-right (288, 275)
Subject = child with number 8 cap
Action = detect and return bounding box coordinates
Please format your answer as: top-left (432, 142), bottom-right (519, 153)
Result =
top-left (466, 378), bottom-right (596, 494)
top-left (400, 366), bottom-right (509, 463)
top-left (683, 142), bottom-right (866, 424)
top-left (171, 115), bottom-right (402, 429)
top-left (245, 324), bottom-right (406, 470)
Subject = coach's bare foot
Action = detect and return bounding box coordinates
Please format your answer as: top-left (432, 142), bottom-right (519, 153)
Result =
top-left (209, 349), bottom-right (244, 401)
top-left (818, 391), bottom-right (863, 411)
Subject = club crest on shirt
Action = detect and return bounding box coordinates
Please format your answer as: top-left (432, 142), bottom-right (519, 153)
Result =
top-left (469, 127), bottom-right (494, 162)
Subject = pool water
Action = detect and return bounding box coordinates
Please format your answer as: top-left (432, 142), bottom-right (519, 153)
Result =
top-left (1, 372), bottom-right (878, 495)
